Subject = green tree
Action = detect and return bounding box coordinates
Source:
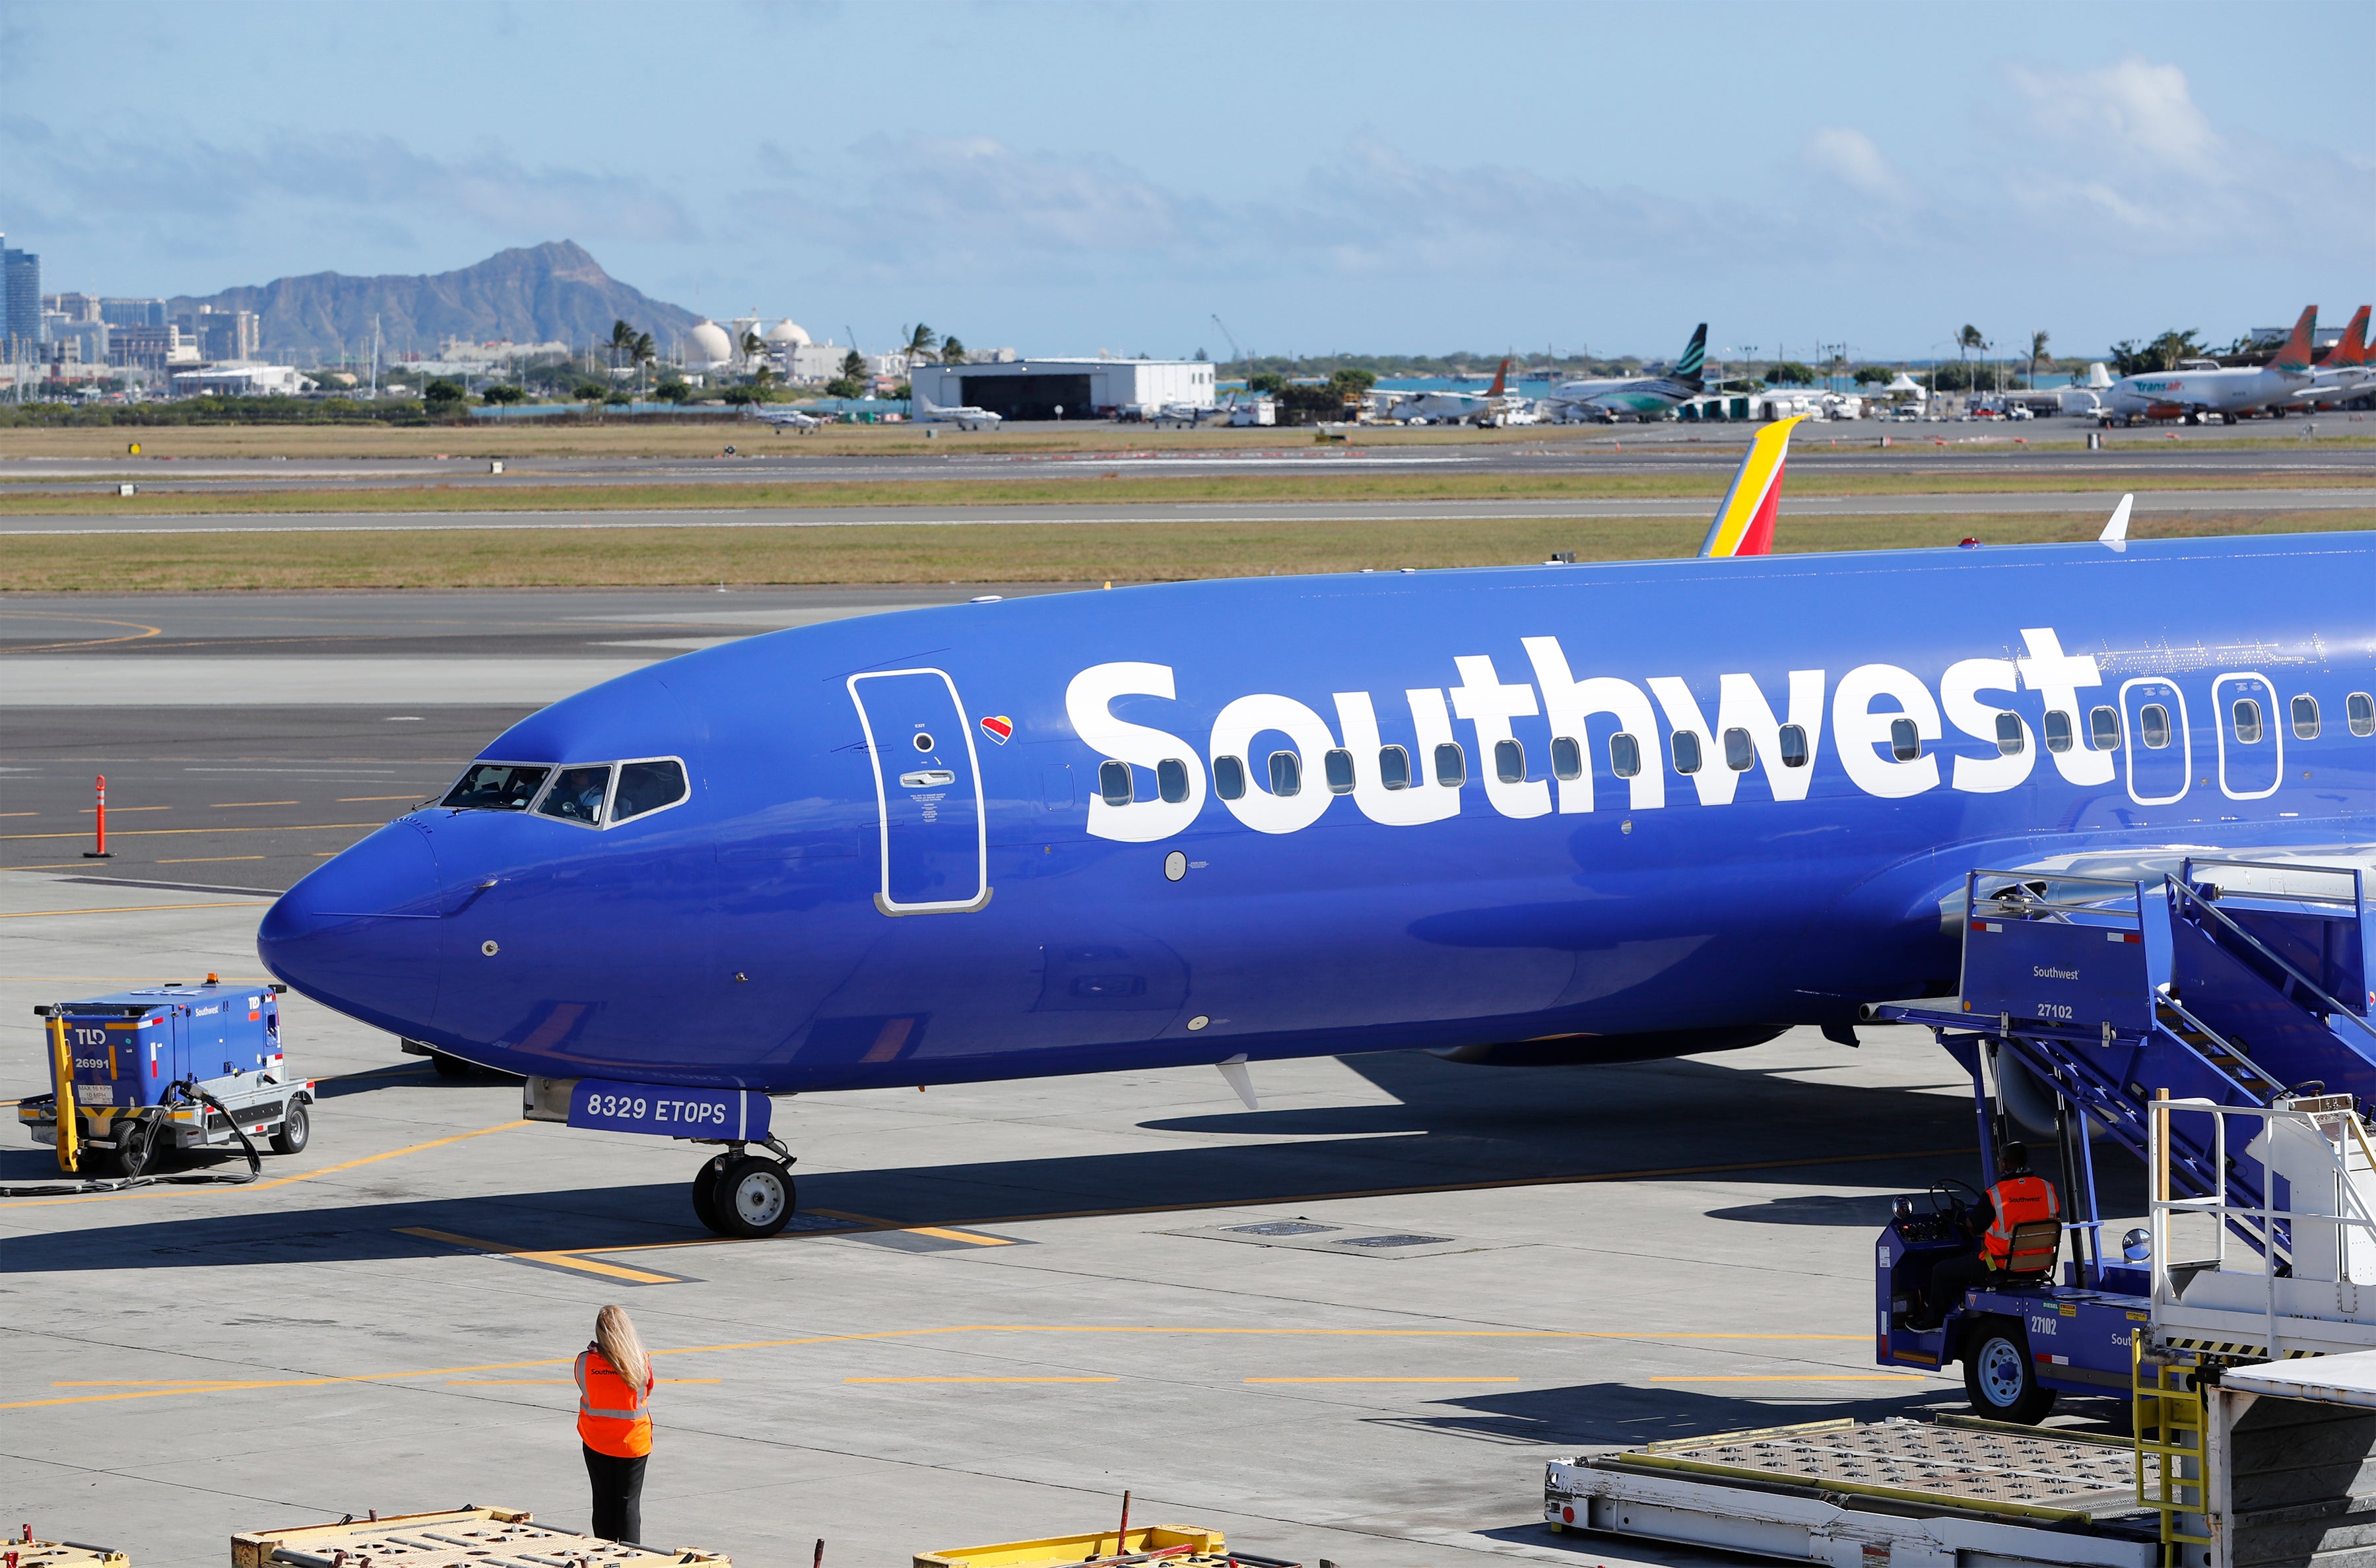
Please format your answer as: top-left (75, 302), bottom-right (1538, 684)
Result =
top-left (423, 377), bottom-right (469, 412)
top-left (823, 375), bottom-right (865, 399)
top-left (603, 389), bottom-right (632, 407)
top-left (2028, 330), bottom-right (2051, 384)
top-left (1853, 364), bottom-right (1894, 386)
top-left (608, 319), bottom-right (637, 372)
top-left (480, 383), bottom-right (527, 405)
top-left (573, 381), bottom-right (609, 403)
top-left (653, 377), bottom-right (692, 405)
top-left (840, 349), bottom-right (867, 381)
top-left (1956, 323), bottom-right (1986, 391)
top-left (1247, 371), bottom-right (1286, 395)
top-left (741, 329), bottom-right (766, 362)
top-left (940, 335), bottom-right (967, 366)
top-left (902, 323), bottom-right (939, 362)
top-left (1766, 360), bottom-right (1817, 385)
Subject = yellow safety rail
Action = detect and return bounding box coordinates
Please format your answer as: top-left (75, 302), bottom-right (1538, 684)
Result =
top-left (48, 1011), bottom-right (80, 1174)
top-left (2132, 1331), bottom-right (2211, 1567)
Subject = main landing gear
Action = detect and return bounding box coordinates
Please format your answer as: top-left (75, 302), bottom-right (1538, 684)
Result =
top-left (690, 1140), bottom-right (797, 1239)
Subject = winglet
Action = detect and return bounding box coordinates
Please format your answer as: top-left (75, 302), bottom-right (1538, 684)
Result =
top-left (1675, 323), bottom-right (1708, 392)
top-left (1699, 414), bottom-right (1802, 558)
top-left (1486, 357), bottom-right (1510, 398)
top-left (2098, 493), bottom-right (2133, 552)
top-left (2272, 305), bottom-right (2319, 374)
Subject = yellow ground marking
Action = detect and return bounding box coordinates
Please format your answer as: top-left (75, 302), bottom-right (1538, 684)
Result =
top-left (0, 901), bottom-right (259, 919)
top-left (397, 1226), bottom-right (688, 1286)
top-left (0, 610), bottom-right (164, 652)
top-left (1648, 1374), bottom-right (1942, 1383)
top-left (810, 1207), bottom-right (1013, 1245)
top-left (1247, 1377), bottom-right (1519, 1383)
top-left (6, 1327), bottom-right (1870, 1411)
top-left (339, 795), bottom-right (424, 802)
top-left (79, 805), bottom-right (172, 813)
top-left (845, 1377), bottom-right (1119, 1384)
top-left (156, 855), bottom-right (267, 864)
top-left (0, 1118), bottom-right (525, 1208)
top-left (3, 821), bottom-right (380, 841)
top-left (211, 800), bottom-right (300, 808)
top-left (6, 863), bottom-right (106, 869)
top-left (0, 812), bottom-right (36, 818)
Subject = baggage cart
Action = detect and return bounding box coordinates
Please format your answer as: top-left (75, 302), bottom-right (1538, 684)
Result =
top-left (230, 1505), bottom-right (727, 1568)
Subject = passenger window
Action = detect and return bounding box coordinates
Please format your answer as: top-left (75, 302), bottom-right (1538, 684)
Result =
top-left (1157, 758), bottom-right (1191, 804)
top-left (2231, 698), bottom-right (2263, 745)
top-left (2352, 693), bottom-right (2376, 738)
top-left (1269, 751), bottom-right (1302, 797)
top-left (1550, 735), bottom-right (1582, 781)
top-left (1099, 759), bottom-right (1134, 807)
top-left (2140, 704), bottom-right (2171, 749)
top-left (443, 762), bottom-right (551, 811)
top-left (1609, 733), bottom-right (1641, 779)
top-left (612, 759), bottom-right (688, 821)
top-left (1993, 713), bottom-right (2026, 756)
top-left (535, 764), bottom-right (612, 826)
top-left (1888, 718), bottom-right (1920, 762)
top-left (1378, 744), bottom-right (1411, 791)
top-left (2292, 696), bottom-right (2321, 740)
top-left (2042, 710), bottom-right (2073, 754)
top-left (1323, 748), bottom-right (1356, 795)
top-left (1494, 738), bottom-right (1525, 785)
top-left (1434, 742), bottom-right (1467, 787)
top-left (1672, 731), bottom-right (1702, 775)
top-left (2089, 706), bottom-right (2120, 751)
top-left (1778, 724), bottom-right (1809, 768)
top-left (1722, 728), bottom-right (1754, 771)
top-left (1214, 755), bottom-right (1247, 800)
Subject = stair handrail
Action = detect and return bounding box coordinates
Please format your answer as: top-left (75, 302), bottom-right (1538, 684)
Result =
top-left (2153, 990), bottom-right (2288, 1101)
top-left (2166, 874), bottom-right (2376, 1053)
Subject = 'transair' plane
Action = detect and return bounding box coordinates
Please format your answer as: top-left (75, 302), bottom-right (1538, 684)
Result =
top-left (1545, 323), bottom-right (1706, 422)
top-left (259, 424), bottom-right (2376, 1235)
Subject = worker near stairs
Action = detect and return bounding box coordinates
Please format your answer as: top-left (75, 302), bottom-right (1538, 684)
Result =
top-left (577, 1305), bottom-right (657, 1546)
top-left (1912, 1144), bottom-right (2060, 1330)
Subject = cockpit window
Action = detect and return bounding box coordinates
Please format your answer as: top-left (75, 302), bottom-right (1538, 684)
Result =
top-left (535, 765), bottom-right (613, 826)
top-left (442, 763), bottom-right (550, 811)
top-left (612, 759), bottom-right (689, 822)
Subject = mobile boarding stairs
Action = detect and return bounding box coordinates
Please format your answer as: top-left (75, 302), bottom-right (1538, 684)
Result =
top-left (1546, 855), bottom-right (2376, 1568)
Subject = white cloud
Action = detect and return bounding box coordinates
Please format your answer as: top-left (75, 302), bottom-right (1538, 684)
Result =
top-left (2007, 57), bottom-right (2227, 180)
top-left (1802, 127), bottom-right (1907, 201)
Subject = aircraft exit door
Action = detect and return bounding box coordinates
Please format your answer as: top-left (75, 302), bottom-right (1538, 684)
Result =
top-left (2120, 676), bottom-right (2191, 806)
top-left (847, 669), bottom-right (991, 915)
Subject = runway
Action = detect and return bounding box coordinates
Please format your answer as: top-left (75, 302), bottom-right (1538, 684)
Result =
top-left (6, 487), bottom-right (2374, 534)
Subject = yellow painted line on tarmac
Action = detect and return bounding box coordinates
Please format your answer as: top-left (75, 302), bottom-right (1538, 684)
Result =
top-left (0, 1119), bottom-right (526, 1208)
top-left (1248, 1376), bottom-right (1518, 1383)
top-left (845, 1377), bottom-right (1119, 1384)
top-left (810, 1207), bottom-right (1014, 1245)
top-left (2, 822), bottom-right (381, 841)
top-left (6, 1326), bottom-right (1871, 1411)
top-left (156, 855), bottom-right (266, 864)
top-left (211, 800), bottom-right (300, 808)
top-left (0, 901), bottom-right (259, 919)
top-left (340, 795), bottom-right (424, 802)
top-left (397, 1226), bottom-right (688, 1286)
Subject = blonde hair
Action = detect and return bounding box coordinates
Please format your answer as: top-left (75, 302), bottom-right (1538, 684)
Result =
top-left (595, 1305), bottom-right (649, 1389)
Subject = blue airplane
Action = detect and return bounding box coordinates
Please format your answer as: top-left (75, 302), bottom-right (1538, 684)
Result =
top-left (259, 424), bottom-right (2376, 1236)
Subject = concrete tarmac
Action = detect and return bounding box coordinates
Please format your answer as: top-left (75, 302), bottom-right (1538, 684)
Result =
top-left (1, 866), bottom-right (2064, 1568)
top-left (7, 488), bottom-right (2375, 535)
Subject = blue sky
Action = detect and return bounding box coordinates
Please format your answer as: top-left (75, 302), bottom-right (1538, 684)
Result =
top-left (4, 1), bottom-right (2371, 360)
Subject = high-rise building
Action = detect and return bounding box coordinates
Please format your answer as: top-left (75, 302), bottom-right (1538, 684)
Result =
top-left (44, 292), bottom-right (101, 323)
top-left (100, 297), bottom-right (167, 329)
top-left (176, 306), bottom-right (260, 362)
top-left (1, 234), bottom-right (41, 356)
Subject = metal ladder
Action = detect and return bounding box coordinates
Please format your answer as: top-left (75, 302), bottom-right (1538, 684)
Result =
top-left (2132, 1333), bottom-right (2210, 1568)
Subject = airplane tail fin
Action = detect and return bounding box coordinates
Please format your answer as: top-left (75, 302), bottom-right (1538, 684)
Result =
top-left (1487, 357), bottom-right (1510, 398)
top-left (1674, 323), bottom-right (1707, 391)
top-left (2272, 305), bottom-right (2319, 374)
top-left (1699, 415), bottom-right (1802, 559)
top-left (915, 391), bottom-right (940, 414)
top-left (2328, 306), bottom-right (2371, 368)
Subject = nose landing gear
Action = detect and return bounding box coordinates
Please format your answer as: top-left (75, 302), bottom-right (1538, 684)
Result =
top-left (691, 1142), bottom-right (797, 1238)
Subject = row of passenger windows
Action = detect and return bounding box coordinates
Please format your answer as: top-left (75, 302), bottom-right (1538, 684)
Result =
top-left (1093, 692), bottom-right (2376, 806)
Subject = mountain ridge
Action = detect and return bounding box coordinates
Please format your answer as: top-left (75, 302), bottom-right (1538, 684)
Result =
top-left (171, 241), bottom-right (699, 362)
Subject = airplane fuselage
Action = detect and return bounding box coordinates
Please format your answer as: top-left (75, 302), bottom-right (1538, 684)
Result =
top-left (261, 536), bottom-right (2376, 1095)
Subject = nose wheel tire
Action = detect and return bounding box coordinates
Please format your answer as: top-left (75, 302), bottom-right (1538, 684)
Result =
top-left (699, 1154), bottom-right (795, 1239)
top-left (1963, 1317), bottom-right (2055, 1425)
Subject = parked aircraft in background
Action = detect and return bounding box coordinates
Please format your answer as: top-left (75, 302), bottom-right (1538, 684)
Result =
top-left (261, 412), bottom-right (2376, 1238)
top-left (2102, 306), bottom-right (2318, 424)
top-left (2286, 306), bottom-right (2371, 410)
top-left (1389, 358), bottom-right (1526, 426)
top-left (915, 393), bottom-right (1004, 430)
top-left (1545, 324), bottom-right (1707, 422)
top-left (746, 406), bottom-right (826, 431)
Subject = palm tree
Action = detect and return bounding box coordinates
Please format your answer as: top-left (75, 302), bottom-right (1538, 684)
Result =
top-left (1956, 323), bottom-right (1985, 394)
top-left (2028, 330), bottom-right (2050, 387)
top-left (940, 335), bottom-right (967, 366)
top-left (634, 331), bottom-right (655, 397)
top-left (902, 323), bottom-right (939, 363)
top-left (608, 319), bottom-right (637, 374)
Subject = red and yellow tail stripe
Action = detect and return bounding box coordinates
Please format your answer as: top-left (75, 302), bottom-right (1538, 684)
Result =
top-left (1698, 415), bottom-right (1803, 559)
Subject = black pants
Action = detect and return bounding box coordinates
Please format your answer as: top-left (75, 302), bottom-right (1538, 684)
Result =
top-left (583, 1444), bottom-right (647, 1545)
top-left (1923, 1250), bottom-right (1997, 1326)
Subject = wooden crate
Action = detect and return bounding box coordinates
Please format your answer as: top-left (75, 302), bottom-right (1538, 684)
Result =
top-left (229, 1505), bottom-right (727, 1568)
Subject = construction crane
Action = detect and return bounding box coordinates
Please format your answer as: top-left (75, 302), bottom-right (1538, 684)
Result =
top-left (1210, 315), bottom-right (1249, 375)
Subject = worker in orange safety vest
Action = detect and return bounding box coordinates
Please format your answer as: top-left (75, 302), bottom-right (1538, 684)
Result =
top-left (1911, 1144), bottom-right (2061, 1329)
top-left (577, 1305), bottom-right (656, 1546)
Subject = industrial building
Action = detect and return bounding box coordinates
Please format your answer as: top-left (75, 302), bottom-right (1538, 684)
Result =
top-left (908, 356), bottom-right (1215, 420)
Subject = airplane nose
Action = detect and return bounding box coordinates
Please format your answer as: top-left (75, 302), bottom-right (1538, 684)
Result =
top-left (258, 820), bottom-right (444, 1037)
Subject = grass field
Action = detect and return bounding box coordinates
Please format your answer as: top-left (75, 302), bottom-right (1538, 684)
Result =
top-left (4, 510), bottom-right (2367, 593)
top-left (3, 418), bottom-right (2372, 463)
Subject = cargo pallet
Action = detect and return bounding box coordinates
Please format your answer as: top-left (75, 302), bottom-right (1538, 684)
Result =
top-left (229, 1507), bottom-right (726, 1568)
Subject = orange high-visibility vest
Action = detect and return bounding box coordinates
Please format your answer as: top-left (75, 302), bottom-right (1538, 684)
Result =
top-left (1982, 1175), bottom-right (2060, 1264)
top-left (575, 1347), bottom-right (653, 1458)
